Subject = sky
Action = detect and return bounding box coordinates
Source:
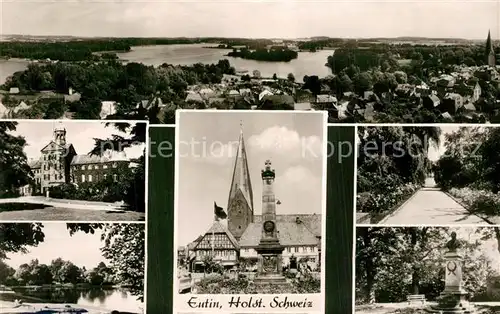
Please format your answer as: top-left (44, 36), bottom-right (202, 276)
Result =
top-left (176, 111), bottom-right (326, 246)
top-left (9, 121), bottom-right (145, 161)
top-left (5, 223), bottom-right (106, 269)
top-left (1, 0), bottom-right (499, 40)
top-left (427, 125), bottom-right (460, 162)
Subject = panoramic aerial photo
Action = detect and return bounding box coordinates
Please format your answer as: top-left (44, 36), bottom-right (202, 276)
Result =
top-left (0, 1), bottom-right (498, 123)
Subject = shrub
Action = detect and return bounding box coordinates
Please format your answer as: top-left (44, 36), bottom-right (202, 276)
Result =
top-left (357, 183), bottom-right (419, 213)
top-left (449, 187), bottom-right (500, 216)
top-left (293, 273), bottom-right (321, 293)
top-left (471, 195), bottom-right (500, 216)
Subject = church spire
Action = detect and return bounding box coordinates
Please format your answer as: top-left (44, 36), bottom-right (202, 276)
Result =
top-left (487, 29), bottom-right (496, 67)
top-left (487, 29), bottom-right (493, 52)
top-left (227, 122), bottom-right (254, 240)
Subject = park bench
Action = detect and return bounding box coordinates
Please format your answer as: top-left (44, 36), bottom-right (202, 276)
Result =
top-left (407, 294), bottom-right (426, 305)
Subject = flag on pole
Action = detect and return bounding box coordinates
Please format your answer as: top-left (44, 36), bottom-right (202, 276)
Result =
top-left (214, 202), bottom-right (227, 221)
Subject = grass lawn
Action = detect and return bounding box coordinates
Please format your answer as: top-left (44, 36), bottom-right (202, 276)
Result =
top-left (0, 205), bottom-right (145, 221)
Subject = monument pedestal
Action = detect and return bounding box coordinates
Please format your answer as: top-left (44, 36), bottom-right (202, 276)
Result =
top-left (426, 250), bottom-right (475, 314)
top-left (254, 239), bottom-right (286, 285)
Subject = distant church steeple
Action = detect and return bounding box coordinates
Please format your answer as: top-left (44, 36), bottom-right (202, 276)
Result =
top-left (486, 29), bottom-right (496, 67)
top-left (227, 121), bottom-right (254, 240)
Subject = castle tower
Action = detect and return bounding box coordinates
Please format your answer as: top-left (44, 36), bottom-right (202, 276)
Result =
top-left (486, 29), bottom-right (496, 67)
top-left (227, 122), bottom-right (254, 240)
top-left (54, 125), bottom-right (66, 147)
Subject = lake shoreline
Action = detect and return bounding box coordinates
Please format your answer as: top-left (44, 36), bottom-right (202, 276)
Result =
top-left (1, 43), bottom-right (334, 85)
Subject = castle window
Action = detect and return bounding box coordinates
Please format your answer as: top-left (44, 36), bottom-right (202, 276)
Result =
top-left (294, 247), bottom-right (299, 253)
top-left (113, 163), bottom-right (117, 168)
top-left (81, 165), bottom-right (85, 170)
top-left (94, 165), bottom-right (99, 169)
top-left (88, 175), bottom-right (92, 182)
top-left (103, 165), bottom-right (108, 169)
top-left (81, 174), bottom-right (85, 183)
top-left (113, 174), bottom-right (118, 182)
top-left (287, 247), bottom-right (291, 253)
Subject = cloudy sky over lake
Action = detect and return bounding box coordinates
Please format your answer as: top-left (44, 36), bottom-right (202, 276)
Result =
top-left (1, 0), bottom-right (499, 39)
top-left (176, 111), bottom-right (326, 246)
top-left (5, 223), bottom-right (105, 269)
top-left (9, 121), bottom-right (145, 161)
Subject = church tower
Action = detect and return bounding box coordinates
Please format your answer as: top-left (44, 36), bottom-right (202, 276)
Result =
top-left (54, 126), bottom-right (66, 147)
top-left (486, 29), bottom-right (496, 67)
top-left (227, 122), bottom-right (254, 240)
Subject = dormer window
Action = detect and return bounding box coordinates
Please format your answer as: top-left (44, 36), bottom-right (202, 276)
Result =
top-left (295, 217), bottom-right (301, 224)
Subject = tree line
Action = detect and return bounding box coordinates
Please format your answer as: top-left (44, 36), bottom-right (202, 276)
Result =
top-left (0, 258), bottom-right (114, 287)
top-left (227, 47), bottom-right (298, 62)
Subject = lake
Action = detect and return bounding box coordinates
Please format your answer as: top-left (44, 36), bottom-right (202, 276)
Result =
top-left (0, 59), bottom-right (31, 85)
top-left (12, 286), bottom-right (143, 313)
top-left (0, 43), bottom-right (333, 85)
top-left (115, 43), bottom-right (333, 79)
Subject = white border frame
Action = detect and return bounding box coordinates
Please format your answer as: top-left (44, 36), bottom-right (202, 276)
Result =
top-left (173, 109), bottom-right (328, 313)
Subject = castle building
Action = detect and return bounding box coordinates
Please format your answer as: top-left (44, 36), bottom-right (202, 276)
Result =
top-left (486, 29), bottom-right (496, 67)
top-left (20, 126), bottom-right (134, 196)
top-left (186, 125), bottom-right (321, 272)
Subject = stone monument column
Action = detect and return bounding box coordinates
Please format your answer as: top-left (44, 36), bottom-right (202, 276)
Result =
top-left (254, 160), bottom-right (286, 284)
top-left (426, 232), bottom-right (475, 314)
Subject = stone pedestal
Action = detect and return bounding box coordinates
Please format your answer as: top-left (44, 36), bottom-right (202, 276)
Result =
top-left (254, 239), bottom-right (286, 284)
top-left (426, 251), bottom-right (475, 314)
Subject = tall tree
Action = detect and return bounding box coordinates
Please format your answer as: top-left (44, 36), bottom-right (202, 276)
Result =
top-left (0, 122), bottom-right (32, 197)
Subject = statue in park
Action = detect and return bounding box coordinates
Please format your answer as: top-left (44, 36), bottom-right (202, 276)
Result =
top-left (445, 231), bottom-right (461, 252)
